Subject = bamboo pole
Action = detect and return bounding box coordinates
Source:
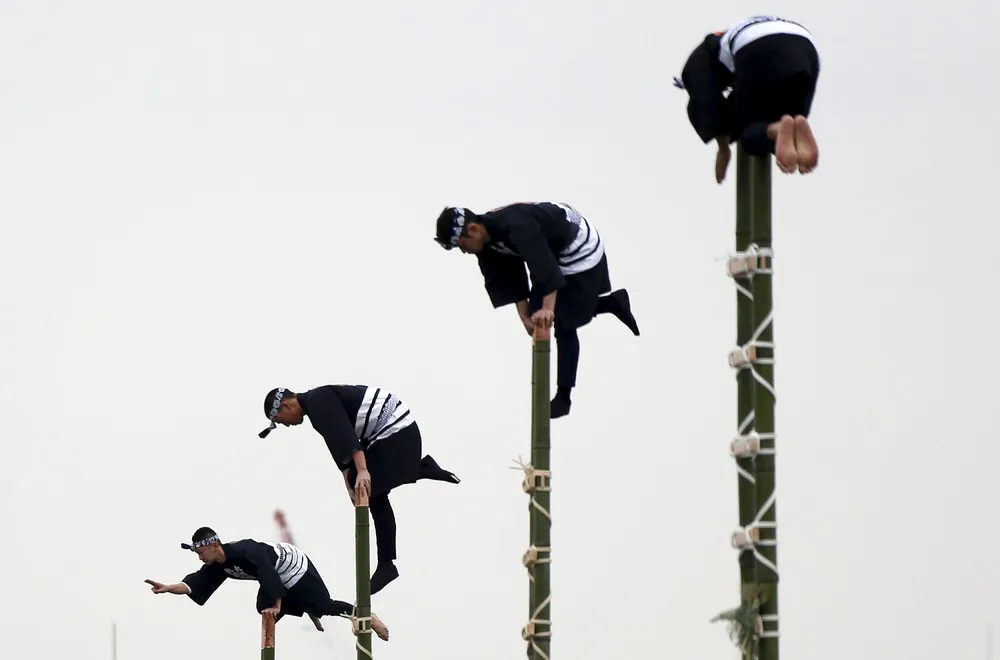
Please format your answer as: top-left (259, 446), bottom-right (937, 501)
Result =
top-left (748, 154), bottom-right (779, 660)
top-left (734, 145), bottom-right (759, 660)
top-left (522, 325), bottom-right (552, 660)
top-left (355, 491), bottom-right (374, 660)
top-left (713, 148), bottom-right (781, 659)
top-left (260, 613), bottom-right (275, 660)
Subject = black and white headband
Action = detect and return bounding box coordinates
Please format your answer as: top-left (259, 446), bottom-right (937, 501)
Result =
top-left (258, 387), bottom-right (286, 439)
top-left (435, 207), bottom-right (466, 250)
top-left (181, 534), bottom-right (220, 551)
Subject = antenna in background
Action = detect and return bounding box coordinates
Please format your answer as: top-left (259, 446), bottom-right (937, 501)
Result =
top-left (988, 621), bottom-right (994, 660)
top-left (111, 621), bottom-right (118, 660)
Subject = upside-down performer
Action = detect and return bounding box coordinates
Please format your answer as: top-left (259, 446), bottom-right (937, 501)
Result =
top-left (434, 202), bottom-right (640, 418)
top-left (674, 15), bottom-right (821, 180)
top-left (144, 527), bottom-right (390, 641)
top-left (259, 385), bottom-right (460, 594)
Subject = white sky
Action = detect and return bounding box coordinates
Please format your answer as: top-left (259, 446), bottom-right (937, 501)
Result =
top-left (2, 1), bottom-right (998, 659)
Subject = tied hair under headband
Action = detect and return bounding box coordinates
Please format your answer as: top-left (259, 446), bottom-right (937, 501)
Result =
top-left (258, 387), bottom-right (286, 439)
top-left (181, 535), bottom-right (220, 551)
top-left (434, 207), bottom-right (466, 250)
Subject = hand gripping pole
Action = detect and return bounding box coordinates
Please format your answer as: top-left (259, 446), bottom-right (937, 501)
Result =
top-left (260, 612), bottom-right (275, 660)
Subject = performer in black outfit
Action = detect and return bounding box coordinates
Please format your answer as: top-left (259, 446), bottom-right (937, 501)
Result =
top-left (674, 15), bottom-right (821, 180)
top-left (144, 526), bottom-right (390, 641)
top-left (434, 201), bottom-right (640, 419)
top-left (258, 384), bottom-right (460, 595)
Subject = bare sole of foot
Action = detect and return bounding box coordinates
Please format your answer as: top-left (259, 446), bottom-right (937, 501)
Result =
top-left (775, 115), bottom-right (798, 173)
top-left (794, 115), bottom-right (818, 174)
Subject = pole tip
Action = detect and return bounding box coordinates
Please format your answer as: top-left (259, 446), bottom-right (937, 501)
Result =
top-left (532, 326), bottom-right (551, 342)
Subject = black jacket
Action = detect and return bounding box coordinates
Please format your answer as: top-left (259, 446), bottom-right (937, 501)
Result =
top-left (475, 202), bottom-right (587, 312)
top-left (298, 384), bottom-right (414, 469)
top-left (680, 34), bottom-right (737, 144)
top-left (182, 539), bottom-right (292, 606)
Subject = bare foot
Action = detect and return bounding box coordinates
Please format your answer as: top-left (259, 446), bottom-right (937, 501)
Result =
top-left (774, 115), bottom-right (797, 173)
top-left (371, 614), bottom-right (390, 641)
top-left (794, 115), bottom-right (818, 173)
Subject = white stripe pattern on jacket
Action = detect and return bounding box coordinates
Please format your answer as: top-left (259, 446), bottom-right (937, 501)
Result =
top-left (354, 386), bottom-right (415, 449)
top-left (717, 15), bottom-right (814, 73)
top-left (267, 542), bottom-right (309, 589)
top-left (553, 203), bottom-right (605, 276)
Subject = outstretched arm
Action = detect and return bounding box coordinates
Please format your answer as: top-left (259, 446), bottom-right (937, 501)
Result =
top-left (144, 579), bottom-right (192, 595)
top-left (181, 565), bottom-right (227, 606)
top-left (146, 563), bottom-right (227, 606)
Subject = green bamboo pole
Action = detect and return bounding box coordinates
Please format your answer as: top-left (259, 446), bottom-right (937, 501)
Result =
top-left (712, 146), bottom-right (760, 656)
top-left (734, 145), bottom-right (759, 660)
top-left (748, 154), bottom-right (779, 660)
top-left (260, 613), bottom-right (275, 660)
top-left (355, 492), bottom-right (374, 660)
top-left (527, 418), bottom-right (536, 660)
top-left (523, 326), bottom-right (552, 660)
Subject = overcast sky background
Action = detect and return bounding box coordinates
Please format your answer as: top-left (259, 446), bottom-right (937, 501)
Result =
top-left (2, 1), bottom-right (998, 659)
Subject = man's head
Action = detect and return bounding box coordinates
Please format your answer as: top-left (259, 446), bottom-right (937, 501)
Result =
top-left (434, 206), bottom-right (490, 254)
top-left (258, 387), bottom-right (304, 438)
top-left (181, 526), bottom-right (226, 564)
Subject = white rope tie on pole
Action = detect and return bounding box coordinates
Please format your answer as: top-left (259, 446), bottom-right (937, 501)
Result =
top-left (727, 321), bottom-right (775, 400)
top-left (730, 488), bottom-right (779, 576)
top-left (759, 613), bottom-right (780, 638)
top-left (511, 456), bottom-right (552, 655)
top-left (722, 243), bottom-right (772, 307)
top-left (725, 243), bottom-right (779, 578)
top-left (730, 430), bottom-right (776, 459)
top-left (734, 411), bottom-right (757, 483)
top-left (735, 280), bottom-right (753, 301)
top-left (726, 245), bottom-right (776, 401)
top-left (511, 455), bottom-right (553, 588)
top-left (510, 456), bottom-right (551, 522)
top-left (521, 594), bottom-right (552, 660)
top-left (721, 244), bottom-right (773, 299)
top-left (350, 603), bottom-right (373, 659)
top-left (725, 245), bottom-right (773, 280)
top-left (523, 545), bottom-right (552, 569)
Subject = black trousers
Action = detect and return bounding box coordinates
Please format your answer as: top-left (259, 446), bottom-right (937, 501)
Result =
top-left (255, 558), bottom-right (352, 621)
top-left (553, 253), bottom-right (612, 388)
top-left (345, 423), bottom-right (424, 563)
top-left (730, 33), bottom-right (821, 156)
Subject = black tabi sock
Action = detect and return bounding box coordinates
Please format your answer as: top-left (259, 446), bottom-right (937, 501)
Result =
top-left (596, 289), bottom-right (640, 336)
top-left (370, 562), bottom-right (399, 595)
top-left (551, 387), bottom-right (572, 419)
top-left (419, 455), bottom-right (461, 484)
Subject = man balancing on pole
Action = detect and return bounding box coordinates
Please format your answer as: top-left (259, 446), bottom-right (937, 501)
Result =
top-left (433, 202), bottom-right (640, 419)
top-left (144, 526), bottom-right (390, 641)
top-left (259, 384), bottom-right (460, 595)
top-left (673, 15), bottom-right (821, 181)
